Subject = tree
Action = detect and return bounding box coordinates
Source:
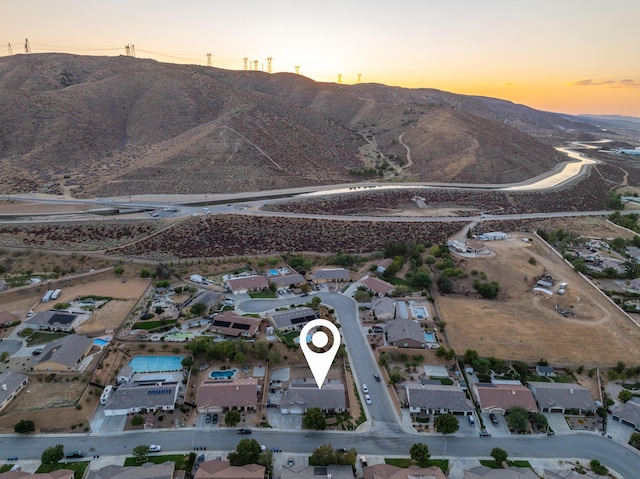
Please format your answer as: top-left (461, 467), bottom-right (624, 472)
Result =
top-left (228, 438), bottom-right (262, 466)
top-left (0, 351), bottom-right (9, 363)
top-left (132, 445), bottom-right (150, 463)
top-left (131, 415), bottom-right (144, 426)
top-left (590, 459), bottom-right (609, 475)
top-left (181, 356), bottom-right (194, 368)
top-left (190, 302), bottom-right (207, 316)
top-left (434, 413), bottom-right (459, 459)
top-left (114, 266), bottom-right (124, 276)
top-left (309, 444), bottom-right (336, 466)
top-left (154, 305), bottom-right (164, 315)
top-left (303, 407), bottom-right (327, 430)
top-left (140, 268), bottom-right (151, 278)
top-left (225, 410), bottom-right (241, 427)
top-left (463, 349), bottom-right (479, 365)
top-left (311, 296), bottom-right (322, 310)
top-left (437, 275), bottom-right (453, 293)
top-left (506, 406), bottom-right (529, 433)
top-left (354, 290), bottom-right (372, 303)
top-left (14, 419), bottom-right (35, 434)
top-left (409, 443), bottom-right (431, 466)
top-left (619, 389), bottom-right (633, 403)
top-left (41, 444), bottom-right (64, 465)
top-left (411, 268), bottom-right (432, 288)
top-left (491, 447), bottom-right (508, 465)
top-left (300, 282), bottom-right (311, 293)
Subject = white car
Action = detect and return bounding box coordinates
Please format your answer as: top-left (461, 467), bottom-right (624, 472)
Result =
top-left (149, 445), bottom-right (161, 452)
top-left (365, 394), bottom-right (372, 405)
top-left (362, 384), bottom-right (368, 394)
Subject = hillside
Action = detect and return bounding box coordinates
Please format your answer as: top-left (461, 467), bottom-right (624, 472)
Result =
top-left (0, 53), bottom-right (604, 197)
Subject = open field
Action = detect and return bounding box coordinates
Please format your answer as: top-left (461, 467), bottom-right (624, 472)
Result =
top-left (437, 231), bottom-right (640, 366)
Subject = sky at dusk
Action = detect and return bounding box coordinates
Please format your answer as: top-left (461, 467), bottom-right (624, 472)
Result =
top-left (3, 0), bottom-right (639, 116)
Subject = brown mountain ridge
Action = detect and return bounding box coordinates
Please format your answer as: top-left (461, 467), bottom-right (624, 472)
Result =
top-left (0, 53), bottom-right (597, 197)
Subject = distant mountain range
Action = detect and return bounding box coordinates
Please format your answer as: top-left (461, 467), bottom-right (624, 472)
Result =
top-left (0, 53), bottom-right (635, 197)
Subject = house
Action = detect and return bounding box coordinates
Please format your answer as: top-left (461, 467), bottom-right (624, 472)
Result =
top-left (0, 372), bottom-right (28, 413)
top-left (528, 382), bottom-right (596, 414)
top-left (31, 334), bottom-right (93, 372)
top-left (626, 246), bottom-right (640, 262)
top-left (280, 381), bottom-right (346, 414)
top-left (195, 460), bottom-right (264, 479)
top-left (463, 465), bottom-right (538, 479)
top-left (360, 277), bottom-right (395, 297)
top-left (268, 274), bottom-right (306, 289)
top-left (476, 232), bottom-right (510, 241)
top-left (472, 382), bottom-right (538, 415)
top-left (466, 239), bottom-right (487, 253)
top-left (190, 274), bottom-right (205, 283)
top-left (406, 383), bottom-right (474, 416)
top-left (103, 381), bottom-right (180, 416)
top-left (371, 297), bottom-right (396, 320)
top-left (364, 464), bottom-right (447, 479)
top-left (386, 318), bottom-right (426, 348)
top-left (117, 365), bottom-right (134, 384)
top-left (543, 469), bottom-right (609, 479)
top-left (310, 268), bottom-right (350, 283)
top-left (87, 461), bottom-right (175, 479)
top-left (573, 248), bottom-right (600, 262)
top-left (196, 378), bottom-right (259, 413)
top-left (611, 399), bottom-right (640, 429)
top-left (24, 310), bottom-right (90, 332)
top-left (268, 308), bottom-right (317, 332)
top-left (0, 470), bottom-right (75, 479)
top-left (194, 291), bottom-right (224, 311)
top-left (209, 312), bottom-right (261, 337)
top-left (629, 278), bottom-right (640, 292)
top-left (376, 258), bottom-right (394, 274)
top-left (535, 365), bottom-right (556, 377)
top-left (225, 275), bottom-right (269, 295)
top-left (282, 465), bottom-right (353, 479)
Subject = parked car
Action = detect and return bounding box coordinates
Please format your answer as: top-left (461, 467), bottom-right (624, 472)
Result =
top-left (364, 394), bottom-right (372, 404)
top-left (337, 448), bottom-right (348, 453)
top-left (479, 430), bottom-right (492, 437)
top-left (212, 413), bottom-right (218, 424)
top-left (205, 414), bottom-right (212, 423)
top-left (31, 348), bottom-right (43, 356)
top-left (468, 415), bottom-right (475, 426)
top-left (287, 458), bottom-right (295, 466)
top-left (149, 445), bottom-right (161, 452)
top-left (237, 428), bottom-right (252, 434)
top-left (373, 374), bottom-right (381, 382)
top-left (65, 451), bottom-right (85, 459)
top-left (489, 413), bottom-right (499, 426)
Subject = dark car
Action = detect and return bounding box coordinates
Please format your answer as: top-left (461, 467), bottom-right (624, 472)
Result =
top-left (337, 448), bottom-right (348, 453)
top-left (489, 413), bottom-right (499, 426)
top-left (237, 428), bottom-right (252, 434)
top-left (479, 430), bottom-right (491, 437)
top-left (205, 414), bottom-right (212, 424)
top-left (373, 374), bottom-right (381, 382)
top-left (66, 451), bottom-right (86, 459)
top-left (212, 413), bottom-right (218, 424)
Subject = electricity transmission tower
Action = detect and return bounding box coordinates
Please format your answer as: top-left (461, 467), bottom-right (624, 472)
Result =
top-left (24, 38), bottom-right (31, 53)
top-left (7, 43), bottom-right (13, 55)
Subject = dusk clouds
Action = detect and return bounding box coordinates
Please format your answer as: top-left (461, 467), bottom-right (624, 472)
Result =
top-left (571, 79), bottom-right (639, 88)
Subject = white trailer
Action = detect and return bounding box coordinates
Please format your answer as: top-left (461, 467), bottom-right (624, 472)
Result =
top-left (42, 290), bottom-right (54, 303)
top-left (51, 289), bottom-right (62, 300)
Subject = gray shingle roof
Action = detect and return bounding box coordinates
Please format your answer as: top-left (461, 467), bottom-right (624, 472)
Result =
top-left (406, 384), bottom-right (474, 412)
top-left (282, 382), bottom-right (346, 410)
top-left (0, 372), bottom-right (28, 405)
top-left (386, 318), bottom-right (424, 345)
top-left (269, 308), bottom-right (317, 330)
top-left (311, 269), bottom-right (350, 281)
top-left (104, 381), bottom-right (179, 412)
top-left (611, 399), bottom-right (640, 427)
top-left (268, 274), bottom-right (305, 288)
top-left (87, 461), bottom-right (175, 479)
top-left (35, 334), bottom-right (93, 369)
top-left (529, 382), bottom-right (595, 411)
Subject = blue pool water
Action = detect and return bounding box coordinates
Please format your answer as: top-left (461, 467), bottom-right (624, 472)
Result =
top-left (269, 269), bottom-right (279, 276)
top-left (424, 332), bottom-right (437, 343)
top-left (93, 338), bottom-right (109, 346)
top-left (209, 369), bottom-right (237, 379)
top-left (129, 355), bottom-right (184, 373)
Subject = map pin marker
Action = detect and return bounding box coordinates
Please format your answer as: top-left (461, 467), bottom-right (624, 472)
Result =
top-left (300, 319), bottom-right (341, 389)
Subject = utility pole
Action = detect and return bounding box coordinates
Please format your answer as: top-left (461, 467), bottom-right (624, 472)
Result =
top-left (24, 38), bottom-right (31, 54)
top-left (8, 43), bottom-right (13, 55)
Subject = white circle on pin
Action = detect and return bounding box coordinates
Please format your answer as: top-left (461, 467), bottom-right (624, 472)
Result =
top-left (312, 331), bottom-right (329, 348)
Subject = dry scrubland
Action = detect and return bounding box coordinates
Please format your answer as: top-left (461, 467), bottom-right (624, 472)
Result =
top-left (439, 231), bottom-right (640, 366)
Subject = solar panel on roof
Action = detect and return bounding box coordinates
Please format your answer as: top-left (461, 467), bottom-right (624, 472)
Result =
top-left (234, 323), bottom-right (251, 330)
top-left (213, 320), bottom-right (232, 328)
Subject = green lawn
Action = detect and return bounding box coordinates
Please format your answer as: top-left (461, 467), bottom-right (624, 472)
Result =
top-left (132, 319), bottom-right (177, 330)
top-left (0, 465), bottom-right (13, 473)
top-left (36, 461), bottom-right (89, 476)
top-left (480, 459), bottom-right (532, 469)
top-left (26, 331), bottom-right (68, 346)
top-left (249, 291), bottom-right (276, 298)
top-left (385, 458), bottom-right (447, 473)
top-left (124, 454), bottom-right (189, 469)
top-left (385, 276), bottom-right (412, 287)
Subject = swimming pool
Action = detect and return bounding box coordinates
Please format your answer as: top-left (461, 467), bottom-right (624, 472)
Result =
top-left (129, 355), bottom-right (184, 373)
top-left (93, 338), bottom-right (110, 347)
top-left (209, 369), bottom-right (237, 379)
top-left (411, 306), bottom-right (429, 319)
top-left (424, 332), bottom-right (437, 343)
top-left (269, 269), bottom-right (279, 276)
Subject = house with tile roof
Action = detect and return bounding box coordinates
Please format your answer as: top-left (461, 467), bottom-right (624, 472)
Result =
top-left (360, 277), bottom-right (395, 297)
top-left (472, 382), bottom-right (538, 415)
top-left (528, 382), bottom-right (596, 414)
top-left (406, 383), bottom-right (474, 416)
top-left (31, 334), bottom-right (93, 372)
top-left (386, 318), bottom-right (426, 348)
top-left (209, 312), bottom-right (261, 338)
top-left (1, 470), bottom-right (75, 479)
top-left (364, 464), bottom-right (447, 479)
top-left (280, 381), bottom-right (346, 415)
top-left (87, 461), bottom-right (175, 479)
top-left (282, 465), bottom-right (353, 479)
top-left (464, 466), bottom-right (538, 478)
top-left (196, 378), bottom-right (259, 413)
top-left (226, 275), bottom-right (269, 295)
top-left (194, 460), bottom-right (264, 479)
top-left (0, 372), bottom-right (28, 413)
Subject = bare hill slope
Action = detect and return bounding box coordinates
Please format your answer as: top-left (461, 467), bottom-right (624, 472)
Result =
top-left (0, 53), bottom-right (598, 196)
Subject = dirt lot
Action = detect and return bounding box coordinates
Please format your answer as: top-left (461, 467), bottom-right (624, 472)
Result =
top-left (437, 231), bottom-right (640, 366)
